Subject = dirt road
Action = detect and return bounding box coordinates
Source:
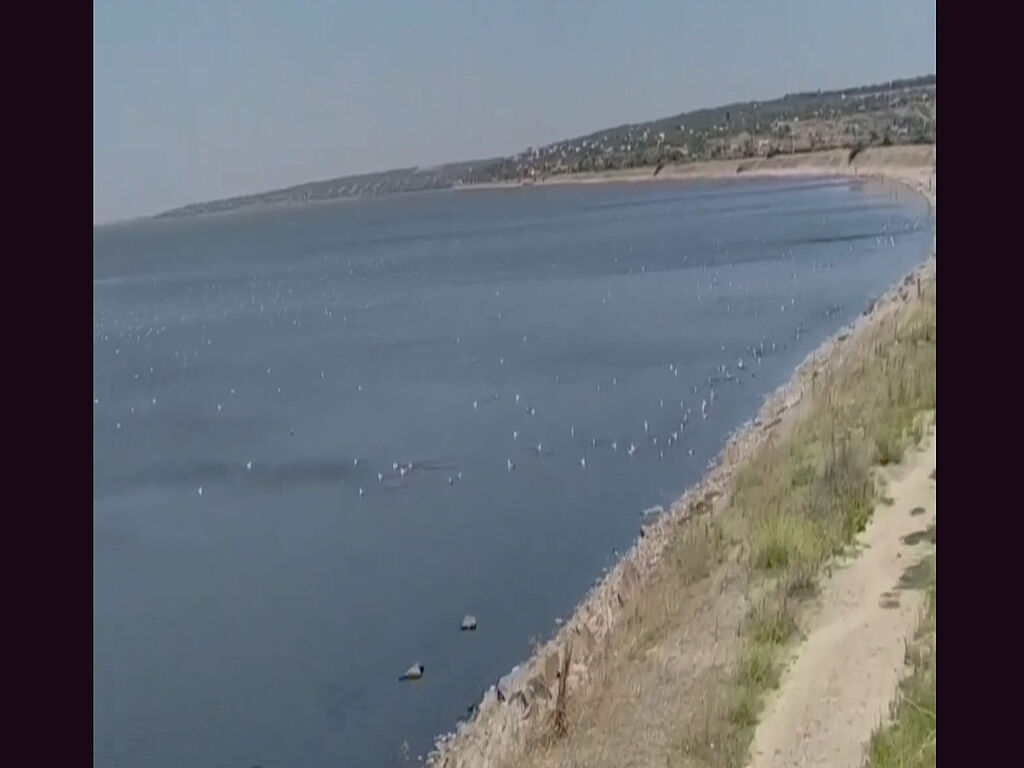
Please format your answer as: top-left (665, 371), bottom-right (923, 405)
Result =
top-left (746, 432), bottom-right (937, 768)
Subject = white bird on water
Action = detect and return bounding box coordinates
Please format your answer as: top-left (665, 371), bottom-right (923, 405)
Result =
top-left (359, 487), bottom-right (364, 497)
top-left (570, 425), bottom-right (575, 438)
top-left (628, 443), bottom-right (637, 456)
top-left (515, 393), bottom-right (520, 404)
top-left (507, 458), bottom-right (515, 471)
top-left (246, 461), bottom-right (252, 471)
top-left (473, 400), bottom-right (478, 410)
top-left (378, 472), bottom-right (384, 484)
top-left (580, 456), bottom-right (586, 469)
top-left (701, 398), bottom-right (707, 418)
top-left (643, 420), bottom-right (648, 434)
top-left (513, 430), bottom-right (518, 441)
top-left (612, 440), bottom-right (618, 452)
top-left (197, 486), bottom-right (203, 496)
top-left (535, 442), bottom-right (543, 455)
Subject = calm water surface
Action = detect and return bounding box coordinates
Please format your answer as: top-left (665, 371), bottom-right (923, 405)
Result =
top-left (94, 177), bottom-right (931, 768)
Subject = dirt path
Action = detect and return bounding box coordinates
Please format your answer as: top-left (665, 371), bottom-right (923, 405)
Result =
top-left (746, 431), bottom-right (937, 768)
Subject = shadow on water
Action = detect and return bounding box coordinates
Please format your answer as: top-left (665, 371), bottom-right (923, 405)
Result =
top-left (128, 456), bottom-right (461, 491)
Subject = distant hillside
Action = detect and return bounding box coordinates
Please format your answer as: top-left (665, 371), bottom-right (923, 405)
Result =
top-left (156, 74), bottom-right (935, 219)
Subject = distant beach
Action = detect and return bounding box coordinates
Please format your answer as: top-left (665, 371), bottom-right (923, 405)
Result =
top-left (461, 145), bottom-right (935, 211)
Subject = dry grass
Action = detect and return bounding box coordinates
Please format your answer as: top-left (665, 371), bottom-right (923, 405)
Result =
top-left (866, 555), bottom-right (936, 768)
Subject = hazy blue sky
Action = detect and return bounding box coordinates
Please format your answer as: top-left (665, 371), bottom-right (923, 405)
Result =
top-left (93, 0), bottom-right (935, 223)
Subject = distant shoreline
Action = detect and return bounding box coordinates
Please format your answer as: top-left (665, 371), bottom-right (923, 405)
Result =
top-left (144, 145), bottom-right (935, 224)
top-left (424, 147), bottom-right (935, 767)
top-left (458, 145), bottom-right (935, 204)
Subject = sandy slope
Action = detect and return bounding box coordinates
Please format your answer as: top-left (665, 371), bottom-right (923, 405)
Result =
top-left (747, 434), bottom-right (936, 768)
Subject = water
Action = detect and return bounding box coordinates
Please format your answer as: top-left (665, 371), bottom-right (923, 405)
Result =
top-left (93, 176), bottom-right (931, 768)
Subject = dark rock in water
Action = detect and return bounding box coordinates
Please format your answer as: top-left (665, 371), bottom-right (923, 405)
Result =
top-left (863, 297), bottom-right (877, 316)
top-left (461, 614), bottom-right (477, 631)
top-left (399, 663), bottom-right (425, 681)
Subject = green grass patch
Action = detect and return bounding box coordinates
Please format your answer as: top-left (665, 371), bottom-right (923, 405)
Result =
top-left (747, 598), bottom-right (798, 647)
top-left (866, 557), bottom-right (935, 768)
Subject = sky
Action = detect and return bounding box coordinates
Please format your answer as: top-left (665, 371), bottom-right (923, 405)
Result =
top-left (93, 0), bottom-right (936, 224)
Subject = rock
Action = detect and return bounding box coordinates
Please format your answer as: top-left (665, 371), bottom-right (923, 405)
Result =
top-left (461, 614), bottom-right (477, 631)
top-left (578, 626), bottom-right (596, 655)
top-left (399, 663), bottom-right (425, 681)
top-left (497, 674), bottom-right (515, 702)
top-left (527, 674), bottom-right (551, 700)
top-left (544, 653), bottom-right (560, 684)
